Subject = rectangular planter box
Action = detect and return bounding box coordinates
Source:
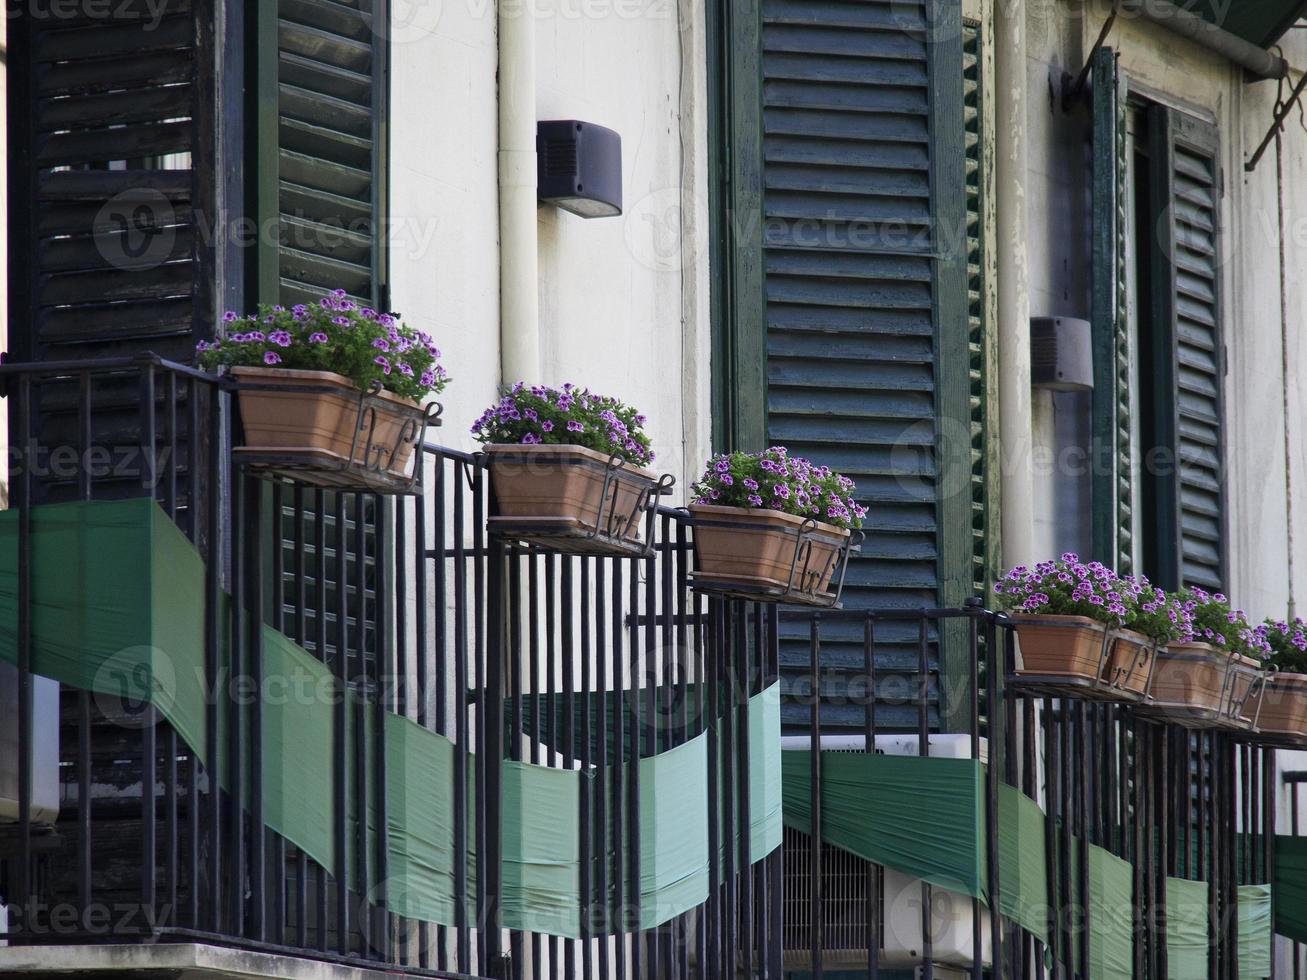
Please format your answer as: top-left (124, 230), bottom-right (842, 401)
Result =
top-left (485, 443), bottom-right (664, 554)
top-left (1009, 615), bottom-right (1153, 701)
top-left (688, 503), bottom-right (851, 599)
top-left (230, 366), bottom-right (424, 485)
top-left (1248, 671), bottom-right (1307, 742)
top-left (1145, 642), bottom-right (1228, 719)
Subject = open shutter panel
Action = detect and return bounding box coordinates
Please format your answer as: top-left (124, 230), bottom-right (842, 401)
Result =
top-left (267, 1), bottom-right (389, 660)
top-left (1090, 47), bottom-right (1133, 576)
top-left (9, 1), bottom-right (215, 363)
top-left (1148, 107), bottom-right (1227, 592)
top-left (266, 0), bottom-right (387, 308)
top-left (963, 19), bottom-right (996, 598)
top-left (760, 0), bottom-right (969, 729)
top-left (7, 2), bottom-right (218, 507)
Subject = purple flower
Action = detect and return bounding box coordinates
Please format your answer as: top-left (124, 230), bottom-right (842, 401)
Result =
top-left (522, 432), bottom-right (542, 444)
top-left (747, 494), bottom-right (763, 507)
top-left (269, 330), bottom-right (293, 347)
top-left (420, 370), bottom-right (436, 388)
top-left (374, 355), bottom-right (391, 375)
top-left (223, 311), bottom-right (239, 323)
top-left (263, 351), bottom-right (281, 366)
top-left (373, 338), bottom-right (390, 352)
top-left (398, 362), bottom-right (414, 376)
top-left (567, 421), bottom-right (585, 433)
top-left (309, 332), bottom-right (329, 344)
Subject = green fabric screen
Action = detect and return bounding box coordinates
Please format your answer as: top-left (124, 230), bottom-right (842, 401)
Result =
top-left (0, 498), bottom-right (214, 758)
top-left (748, 682), bottom-right (782, 860)
top-left (782, 751), bottom-right (985, 897)
top-left (262, 625), bottom-right (342, 876)
top-left (501, 760), bottom-right (583, 938)
top-left (1276, 835), bottom-right (1307, 943)
top-left (1087, 845), bottom-right (1135, 980)
top-left (997, 782), bottom-right (1050, 943)
top-left (385, 711), bottom-right (477, 926)
top-left (1238, 883), bottom-right (1273, 979)
top-left (1165, 877), bottom-right (1210, 980)
top-left (639, 732), bottom-right (710, 929)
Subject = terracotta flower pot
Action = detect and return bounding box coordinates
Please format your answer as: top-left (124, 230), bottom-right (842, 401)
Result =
top-left (1248, 671), bottom-right (1307, 740)
top-left (485, 443), bottom-right (662, 547)
top-left (231, 366), bottom-right (422, 479)
top-left (1146, 642), bottom-right (1229, 715)
top-left (688, 504), bottom-right (851, 596)
top-left (1010, 615), bottom-right (1115, 684)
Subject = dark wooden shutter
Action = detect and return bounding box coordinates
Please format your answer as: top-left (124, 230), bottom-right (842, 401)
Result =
top-left (758, 0), bottom-right (970, 729)
top-left (262, 1), bottom-right (389, 663)
top-left (1090, 47), bottom-right (1134, 575)
top-left (963, 19), bottom-right (996, 598)
top-left (1146, 107), bottom-right (1227, 591)
top-left (257, 0), bottom-right (388, 308)
top-left (7, 0), bottom-right (217, 363)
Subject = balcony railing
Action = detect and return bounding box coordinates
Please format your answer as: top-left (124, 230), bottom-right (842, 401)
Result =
top-left (0, 355), bottom-right (1284, 980)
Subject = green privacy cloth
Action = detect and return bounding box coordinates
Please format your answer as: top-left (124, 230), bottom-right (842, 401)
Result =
top-left (1276, 835), bottom-right (1307, 943)
top-left (782, 750), bottom-right (986, 897)
top-left (385, 711), bottom-right (478, 926)
top-left (997, 783), bottom-right (1050, 943)
top-left (1087, 845), bottom-right (1135, 980)
top-left (1237, 884), bottom-right (1273, 979)
top-left (262, 626), bottom-right (341, 875)
top-left (1165, 877), bottom-right (1210, 980)
top-left (0, 497), bottom-right (215, 760)
top-left (501, 760), bottom-right (583, 938)
top-left (748, 683), bottom-right (783, 861)
top-left (639, 732), bottom-right (710, 929)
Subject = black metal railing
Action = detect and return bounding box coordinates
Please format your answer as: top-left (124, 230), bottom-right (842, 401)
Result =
top-left (0, 355), bottom-right (1286, 980)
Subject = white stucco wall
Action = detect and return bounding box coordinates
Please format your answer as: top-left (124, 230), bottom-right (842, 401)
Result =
top-left (385, 0), bottom-right (711, 497)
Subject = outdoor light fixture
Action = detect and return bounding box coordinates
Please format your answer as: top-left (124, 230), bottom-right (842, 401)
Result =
top-left (1030, 316), bottom-right (1094, 391)
top-left (537, 120), bottom-right (622, 218)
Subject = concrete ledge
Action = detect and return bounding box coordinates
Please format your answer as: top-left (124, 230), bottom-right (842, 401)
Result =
top-left (0, 942), bottom-right (438, 980)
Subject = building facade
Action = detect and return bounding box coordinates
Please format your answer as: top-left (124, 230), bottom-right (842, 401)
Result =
top-left (2, 0), bottom-right (1307, 977)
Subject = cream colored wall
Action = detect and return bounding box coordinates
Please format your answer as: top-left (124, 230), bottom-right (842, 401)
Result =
top-left (386, 0), bottom-right (711, 497)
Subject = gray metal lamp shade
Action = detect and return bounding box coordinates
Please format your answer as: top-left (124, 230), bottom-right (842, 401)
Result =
top-left (1030, 316), bottom-right (1094, 391)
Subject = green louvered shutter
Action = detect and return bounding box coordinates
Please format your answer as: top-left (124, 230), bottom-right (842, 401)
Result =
top-left (1090, 47), bottom-right (1133, 576)
top-left (1145, 106), bottom-right (1227, 591)
top-left (759, 0), bottom-right (970, 729)
top-left (255, 0), bottom-right (388, 308)
top-left (963, 19), bottom-right (997, 598)
top-left (257, 1), bottom-right (389, 663)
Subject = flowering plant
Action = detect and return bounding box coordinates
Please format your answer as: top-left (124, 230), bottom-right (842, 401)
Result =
top-left (689, 447), bottom-right (866, 530)
top-left (1119, 575), bottom-right (1193, 644)
top-left (470, 383), bottom-right (655, 467)
top-left (1261, 617), bottom-right (1307, 672)
top-left (994, 554), bottom-right (1131, 627)
top-left (196, 290), bottom-right (449, 402)
top-left (1178, 588), bottom-right (1271, 661)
